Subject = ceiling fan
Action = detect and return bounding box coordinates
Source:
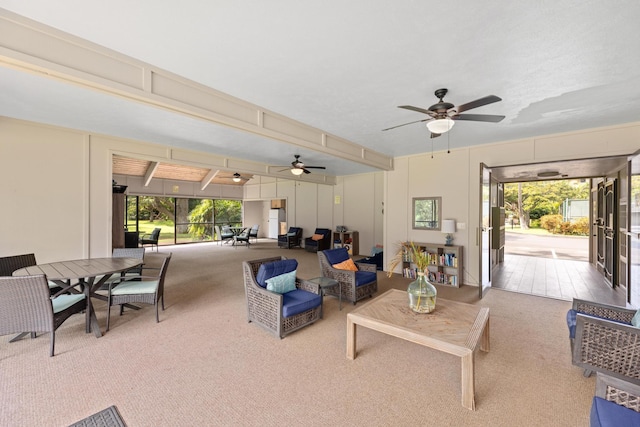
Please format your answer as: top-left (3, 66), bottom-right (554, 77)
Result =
top-left (382, 88), bottom-right (505, 137)
top-left (276, 154), bottom-right (326, 175)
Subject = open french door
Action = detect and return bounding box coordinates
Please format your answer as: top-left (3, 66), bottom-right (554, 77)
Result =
top-left (479, 163), bottom-right (492, 298)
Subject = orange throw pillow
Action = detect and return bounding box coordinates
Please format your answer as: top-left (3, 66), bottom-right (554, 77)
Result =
top-left (311, 233), bottom-right (324, 241)
top-left (333, 259), bottom-right (358, 271)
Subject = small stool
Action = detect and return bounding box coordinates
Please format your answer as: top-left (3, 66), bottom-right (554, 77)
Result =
top-left (308, 277), bottom-right (341, 315)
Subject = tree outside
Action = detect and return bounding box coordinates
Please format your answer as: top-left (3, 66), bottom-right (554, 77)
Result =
top-left (504, 179), bottom-right (590, 235)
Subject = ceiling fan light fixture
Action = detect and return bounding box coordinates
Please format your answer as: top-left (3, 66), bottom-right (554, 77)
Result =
top-left (291, 168), bottom-right (304, 176)
top-left (426, 118), bottom-right (455, 134)
top-left (232, 173), bottom-right (242, 182)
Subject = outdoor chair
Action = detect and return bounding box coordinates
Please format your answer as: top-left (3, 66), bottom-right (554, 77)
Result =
top-left (568, 298), bottom-right (640, 379)
top-left (96, 247), bottom-right (146, 291)
top-left (139, 227), bottom-right (161, 251)
top-left (219, 226), bottom-right (235, 244)
top-left (0, 275), bottom-right (86, 356)
top-left (234, 228), bottom-right (251, 247)
top-left (106, 253), bottom-right (172, 331)
top-left (242, 256), bottom-right (322, 338)
top-left (249, 224), bottom-right (260, 243)
top-left (318, 247), bottom-right (377, 305)
top-left (278, 226), bottom-right (302, 249)
top-left (0, 252), bottom-right (65, 295)
top-left (304, 228), bottom-right (332, 253)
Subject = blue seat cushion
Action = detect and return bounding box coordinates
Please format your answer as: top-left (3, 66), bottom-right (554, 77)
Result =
top-left (355, 271), bottom-right (376, 287)
top-left (256, 259), bottom-right (298, 288)
top-left (567, 309), bottom-right (631, 339)
top-left (590, 396), bottom-right (640, 427)
top-left (282, 289), bottom-right (322, 318)
top-left (324, 247), bottom-right (350, 265)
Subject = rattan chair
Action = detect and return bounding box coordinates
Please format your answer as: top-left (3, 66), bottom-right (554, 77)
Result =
top-left (570, 299), bottom-right (640, 382)
top-left (0, 275), bottom-right (86, 356)
top-left (591, 372), bottom-right (640, 424)
top-left (317, 247), bottom-right (377, 305)
top-left (242, 256), bottom-right (322, 338)
top-left (106, 253), bottom-right (172, 331)
top-left (98, 248), bottom-right (146, 289)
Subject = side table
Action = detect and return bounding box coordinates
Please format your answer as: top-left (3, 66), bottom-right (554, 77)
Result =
top-left (308, 277), bottom-right (341, 314)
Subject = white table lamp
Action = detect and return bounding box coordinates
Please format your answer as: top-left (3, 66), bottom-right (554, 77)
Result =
top-left (442, 220), bottom-right (456, 246)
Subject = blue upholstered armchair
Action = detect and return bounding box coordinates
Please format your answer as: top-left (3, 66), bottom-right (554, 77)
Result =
top-left (304, 228), bottom-right (332, 253)
top-left (242, 257), bottom-right (322, 338)
top-left (317, 247), bottom-right (377, 305)
top-left (278, 227), bottom-right (302, 249)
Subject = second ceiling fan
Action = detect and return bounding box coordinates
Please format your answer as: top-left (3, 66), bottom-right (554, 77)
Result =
top-left (276, 154), bottom-right (326, 175)
top-left (383, 88), bottom-right (505, 138)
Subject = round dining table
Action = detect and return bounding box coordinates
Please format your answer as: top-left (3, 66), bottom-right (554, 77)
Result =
top-left (13, 257), bottom-right (143, 338)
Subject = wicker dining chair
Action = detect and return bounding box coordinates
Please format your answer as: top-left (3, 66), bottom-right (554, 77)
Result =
top-left (0, 275), bottom-right (86, 356)
top-left (106, 253), bottom-right (172, 331)
top-left (242, 256), bottom-right (322, 338)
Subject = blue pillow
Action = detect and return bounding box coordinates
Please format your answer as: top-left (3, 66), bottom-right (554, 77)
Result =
top-left (256, 259), bottom-right (298, 288)
top-left (266, 270), bottom-right (297, 294)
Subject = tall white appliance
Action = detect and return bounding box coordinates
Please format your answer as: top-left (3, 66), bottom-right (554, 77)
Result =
top-left (268, 209), bottom-right (286, 238)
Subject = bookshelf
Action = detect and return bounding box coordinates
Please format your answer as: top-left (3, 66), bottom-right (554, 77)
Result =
top-left (401, 242), bottom-right (462, 287)
top-left (333, 231), bottom-right (359, 255)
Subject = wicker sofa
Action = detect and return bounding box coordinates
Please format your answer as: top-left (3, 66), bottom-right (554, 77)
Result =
top-left (242, 256), bottom-right (322, 338)
top-left (317, 247), bottom-right (377, 305)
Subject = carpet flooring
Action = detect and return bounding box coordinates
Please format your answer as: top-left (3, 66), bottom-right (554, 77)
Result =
top-left (0, 240), bottom-right (594, 426)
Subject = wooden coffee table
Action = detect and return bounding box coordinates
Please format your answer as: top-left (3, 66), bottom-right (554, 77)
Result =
top-left (346, 289), bottom-right (490, 410)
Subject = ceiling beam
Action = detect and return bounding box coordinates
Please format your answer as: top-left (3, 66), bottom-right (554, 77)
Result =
top-left (0, 9), bottom-right (393, 172)
top-left (201, 169), bottom-right (219, 191)
top-left (144, 161), bottom-right (159, 186)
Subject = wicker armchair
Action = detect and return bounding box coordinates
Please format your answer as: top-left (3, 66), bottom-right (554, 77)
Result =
top-left (0, 275), bottom-right (86, 356)
top-left (106, 253), bottom-right (172, 331)
top-left (570, 299), bottom-right (640, 381)
top-left (242, 256), bottom-right (322, 338)
top-left (591, 373), bottom-right (640, 425)
top-left (317, 247), bottom-right (377, 305)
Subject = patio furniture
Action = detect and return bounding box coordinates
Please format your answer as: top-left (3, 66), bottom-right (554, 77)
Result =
top-left (0, 275), bottom-right (86, 356)
top-left (106, 253), bottom-right (172, 331)
top-left (318, 247), bottom-right (377, 305)
top-left (13, 257), bottom-right (144, 338)
top-left (219, 226), bottom-right (235, 244)
top-left (278, 226), bottom-right (302, 249)
top-left (139, 227), bottom-right (161, 251)
top-left (591, 372), bottom-right (640, 426)
top-left (569, 299), bottom-right (640, 381)
top-left (98, 248), bottom-right (146, 288)
top-left (249, 224), bottom-right (260, 243)
top-left (234, 228), bottom-right (251, 247)
top-left (242, 256), bottom-right (322, 338)
top-left (304, 228), bottom-right (332, 253)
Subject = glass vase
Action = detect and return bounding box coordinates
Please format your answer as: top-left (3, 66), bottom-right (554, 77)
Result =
top-left (407, 272), bottom-right (437, 313)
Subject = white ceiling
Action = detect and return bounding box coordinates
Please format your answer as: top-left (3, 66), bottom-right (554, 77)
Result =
top-left (1, 1), bottom-right (639, 178)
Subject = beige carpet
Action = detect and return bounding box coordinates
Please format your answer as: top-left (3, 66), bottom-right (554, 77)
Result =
top-left (1, 240), bottom-right (594, 426)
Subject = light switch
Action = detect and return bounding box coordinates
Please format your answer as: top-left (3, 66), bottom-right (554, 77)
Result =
top-left (458, 222), bottom-right (466, 230)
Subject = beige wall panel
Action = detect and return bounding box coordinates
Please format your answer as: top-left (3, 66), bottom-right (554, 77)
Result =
top-left (469, 139), bottom-right (535, 167)
top-left (261, 182), bottom-right (278, 199)
top-left (385, 157), bottom-right (410, 273)
top-left (317, 184), bottom-right (335, 230)
top-left (332, 179), bottom-right (345, 228)
top-left (0, 118), bottom-right (88, 261)
top-left (294, 181), bottom-right (318, 236)
top-left (343, 174), bottom-right (376, 256)
top-left (244, 184), bottom-right (261, 200)
top-left (373, 171), bottom-right (384, 247)
top-left (171, 149), bottom-right (227, 169)
top-left (325, 135), bottom-right (365, 159)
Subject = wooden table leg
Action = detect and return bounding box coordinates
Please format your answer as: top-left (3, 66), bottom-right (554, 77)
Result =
top-left (346, 316), bottom-right (357, 360)
top-left (460, 351), bottom-right (476, 410)
top-left (480, 318), bottom-right (490, 352)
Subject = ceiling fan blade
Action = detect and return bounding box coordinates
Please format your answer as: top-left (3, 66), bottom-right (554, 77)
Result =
top-left (304, 166), bottom-right (326, 169)
top-left (454, 113), bottom-right (505, 123)
top-left (456, 95), bottom-right (501, 113)
top-left (382, 118), bottom-right (430, 131)
top-left (430, 132), bottom-right (441, 139)
top-left (303, 168), bottom-right (311, 174)
top-left (398, 105), bottom-right (435, 116)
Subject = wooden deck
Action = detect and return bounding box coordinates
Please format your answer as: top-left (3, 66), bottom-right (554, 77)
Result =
top-left (492, 254), bottom-right (627, 306)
